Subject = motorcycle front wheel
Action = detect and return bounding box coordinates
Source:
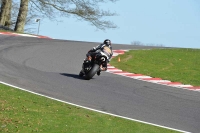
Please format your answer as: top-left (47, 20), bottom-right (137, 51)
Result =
top-left (84, 64), bottom-right (99, 80)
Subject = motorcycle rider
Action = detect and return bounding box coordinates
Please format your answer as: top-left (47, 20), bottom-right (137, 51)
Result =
top-left (79, 39), bottom-right (113, 76)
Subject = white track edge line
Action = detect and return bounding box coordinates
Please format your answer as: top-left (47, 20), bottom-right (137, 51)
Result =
top-left (0, 81), bottom-right (190, 133)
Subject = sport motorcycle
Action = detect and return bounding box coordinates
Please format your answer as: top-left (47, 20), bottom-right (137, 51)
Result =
top-left (79, 51), bottom-right (109, 80)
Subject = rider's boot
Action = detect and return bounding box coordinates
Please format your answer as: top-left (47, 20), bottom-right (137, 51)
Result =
top-left (97, 70), bottom-right (101, 76)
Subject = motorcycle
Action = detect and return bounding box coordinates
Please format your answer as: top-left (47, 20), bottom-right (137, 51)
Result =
top-left (79, 51), bottom-right (109, 80)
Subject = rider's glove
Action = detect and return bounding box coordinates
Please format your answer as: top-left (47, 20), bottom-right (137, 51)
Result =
top-left (100, 66), bottom-right (107, 71)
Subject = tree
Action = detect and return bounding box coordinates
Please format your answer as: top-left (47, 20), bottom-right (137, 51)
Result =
top-left (14, 0), bottom-right (118, 32)
top-left (0, 0), bottom-right (12, 27)
top-left (14, 0), bottom-right (29, 32)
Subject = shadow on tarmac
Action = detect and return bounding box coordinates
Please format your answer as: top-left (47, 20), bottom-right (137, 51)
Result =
top-left (60, 73), bottom-right (84, 80)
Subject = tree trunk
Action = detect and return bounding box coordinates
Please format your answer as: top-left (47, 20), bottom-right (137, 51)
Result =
top-left (14, 0), bottom-right (29, 32)
top-left (0, 0), bottom-right (11, 26)
top-left (0, 0), bottom-right (7, 25)
top-left (4, 0), bottom-right (11, 27)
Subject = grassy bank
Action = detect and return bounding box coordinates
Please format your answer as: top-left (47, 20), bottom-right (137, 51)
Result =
top-left (110, 48), bottom-right (200, 86)
top-left (0, 29), bottom-right (35, 36)
top-left (0, 84), bottom-right (179, 133)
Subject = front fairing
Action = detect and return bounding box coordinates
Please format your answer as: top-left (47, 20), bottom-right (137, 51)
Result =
top-left (83, 61), bottom-right (93, 74)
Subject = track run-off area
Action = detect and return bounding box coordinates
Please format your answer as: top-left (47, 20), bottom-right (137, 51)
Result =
top-left (0, 33), bottom-right (200, 133)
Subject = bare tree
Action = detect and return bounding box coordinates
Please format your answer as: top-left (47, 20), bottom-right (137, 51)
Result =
top-left (11, 1), bottom-right (39, 31)
top-left (0, 0), bottom-right (39, 31)
top-left (14, 0), bottom-right (29, 32)
top-left (131, 41), bottom-right (143, 46)
top-left (0, 0), bottom-right (12, 27)
top-left (15, 0), bottom-right (118, 32)
top-left (131, 41), bottom-right (165, 47)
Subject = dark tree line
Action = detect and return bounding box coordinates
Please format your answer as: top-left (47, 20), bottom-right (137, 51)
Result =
top-left (0, 0), bottom-right (118, 33)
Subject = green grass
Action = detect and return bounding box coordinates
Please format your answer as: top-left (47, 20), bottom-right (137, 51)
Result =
top-left (0, 29), bottom-right (26, 34)
top-left (0, 84), bottom-right (180, 133)
top-left (0, 29), bottom-right (8, 32)
top-left (110, 48), bottom-right (200, 86)
top-left (0, 29), bottom-right (35, 35)
top-left (0, 29), bottom-right (17, 33)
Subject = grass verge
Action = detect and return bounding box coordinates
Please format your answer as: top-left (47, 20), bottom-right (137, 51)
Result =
top-left (0, 83), bottom-right (180, 133)
top-left (110, 48), bottom-right (200, 86)
top-left (0, 29), bottom-right (37, 36)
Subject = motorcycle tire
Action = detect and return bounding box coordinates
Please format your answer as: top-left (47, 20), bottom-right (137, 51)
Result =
top-left (79, 71), bottom-right (84, 77)
top-left (84, 64), bottom-right (99, 80)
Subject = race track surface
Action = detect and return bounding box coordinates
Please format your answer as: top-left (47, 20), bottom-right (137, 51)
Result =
top-left (0, 35), bottom-right (200, 133)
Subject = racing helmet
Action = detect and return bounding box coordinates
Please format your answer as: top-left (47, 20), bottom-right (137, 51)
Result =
top-left (103, 39), bottom-right (111, 47)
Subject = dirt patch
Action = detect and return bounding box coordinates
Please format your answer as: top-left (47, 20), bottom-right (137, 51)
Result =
top-left (124, 55), bottom-right (133, 62)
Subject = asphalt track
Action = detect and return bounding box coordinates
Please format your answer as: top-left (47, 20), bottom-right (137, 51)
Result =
top-left (0, 35), bottom-right (200, 133)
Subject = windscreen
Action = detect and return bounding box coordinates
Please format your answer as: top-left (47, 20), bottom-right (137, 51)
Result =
top-left (103, 46), bottom-right (112, 57)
